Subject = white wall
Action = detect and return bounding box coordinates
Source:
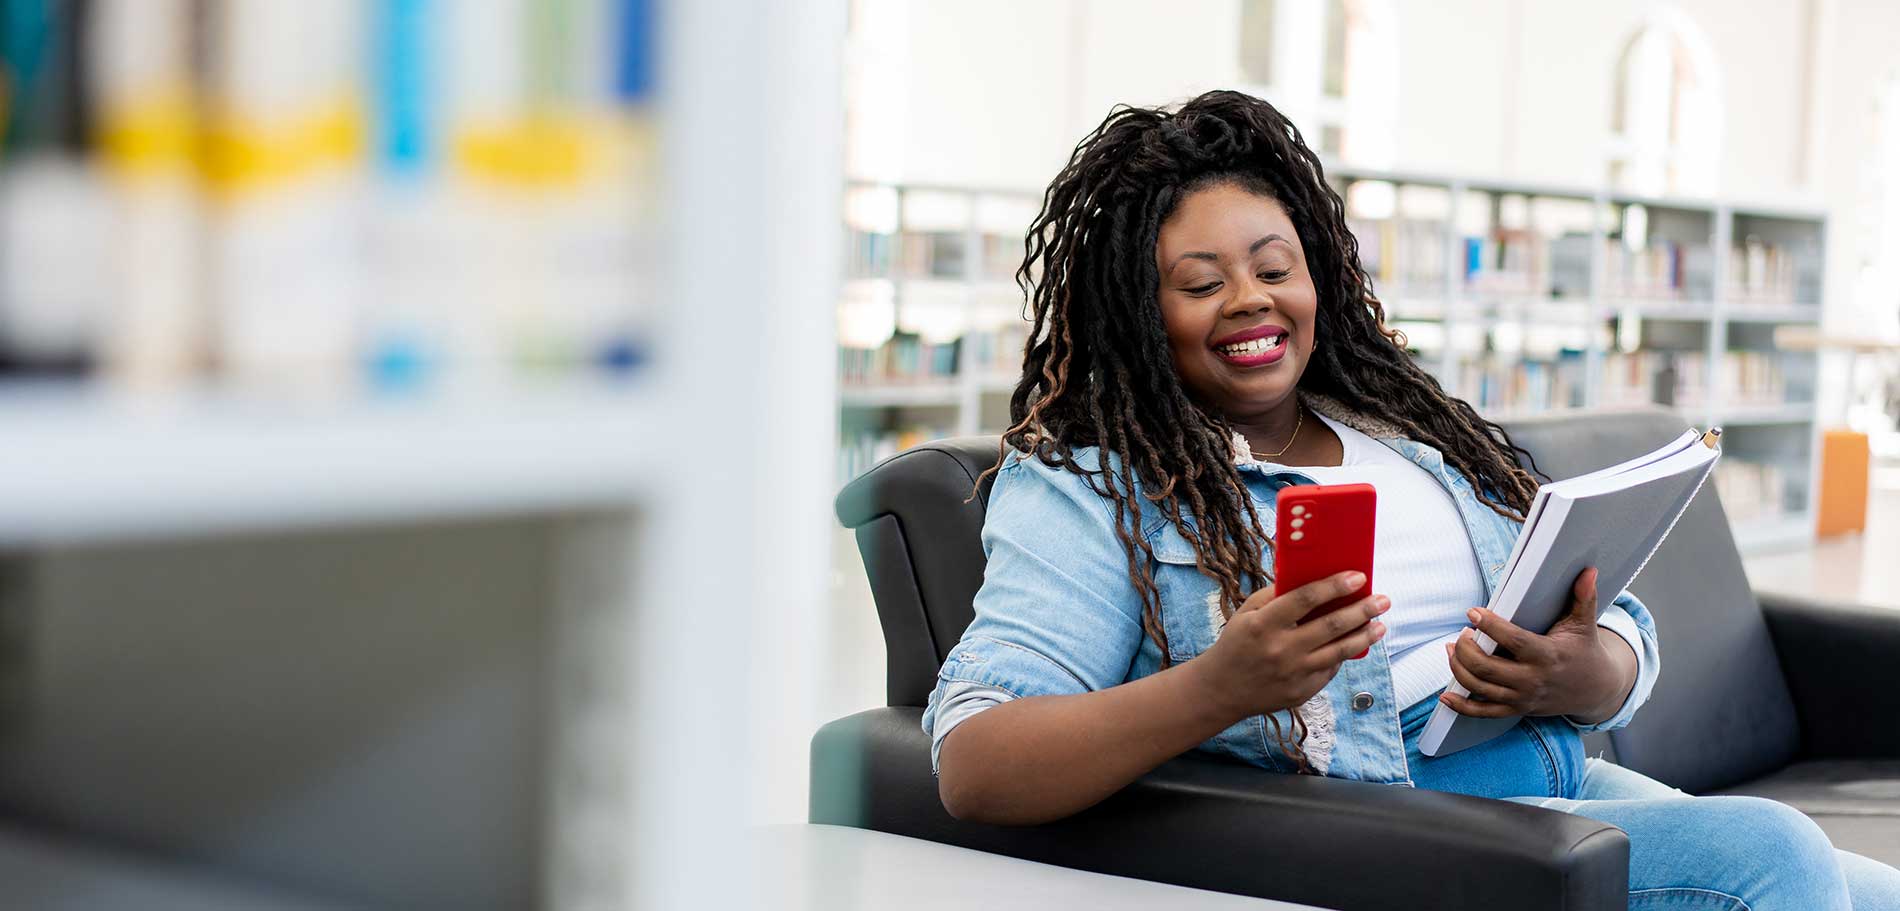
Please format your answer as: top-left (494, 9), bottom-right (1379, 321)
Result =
top-left (1807, 0), bottom-right (1900, 426)
top-left (1383, 0), bottom-right (1515, 177)
top-left (1812, 0), bottom-right (1900, 333)
top-left (1075, 0), bottom-right (1247, 135)
top-left (855, 0), bottom-right (1084, 190)
top-left (853, 0), bottom-right (1836, 202)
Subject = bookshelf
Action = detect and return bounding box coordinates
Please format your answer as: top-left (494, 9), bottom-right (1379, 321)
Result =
top-left (838, 182), bottom-right (1032, 482)
top-left (839, 169), bottom-right (1829, 554)
top-left (0, 1), bottom-right (845, 908)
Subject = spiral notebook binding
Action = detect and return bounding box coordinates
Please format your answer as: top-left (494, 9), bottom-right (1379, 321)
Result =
top-left (1624, 428), bottom-right (1723, 590)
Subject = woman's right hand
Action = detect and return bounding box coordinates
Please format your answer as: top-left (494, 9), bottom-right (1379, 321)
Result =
top-left (1193, 571), bottom-right (1391, 722)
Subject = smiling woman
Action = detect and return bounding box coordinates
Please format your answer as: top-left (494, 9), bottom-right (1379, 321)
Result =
top-left (926, 89), bottom-right (1900, 909)
top-left (1156, 183), bottom-right (1317, 460)
top-left (975, 91), bottom-right (1539, 679)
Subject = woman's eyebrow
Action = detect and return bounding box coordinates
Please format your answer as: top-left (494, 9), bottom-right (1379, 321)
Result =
top-left (1167, 234), bottom-right (1290, 272)
top-left (1249, 233), bottom-right (1290, 254)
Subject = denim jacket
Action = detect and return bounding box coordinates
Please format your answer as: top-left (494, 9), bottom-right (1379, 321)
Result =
top-left (921, 393), bottom-right (1661, 784)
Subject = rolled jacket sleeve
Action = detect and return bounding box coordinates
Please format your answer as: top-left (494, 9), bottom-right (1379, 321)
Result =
top-left (1567, 588), bottom-right (1660, 733)
top-left (921, 452), bottom-right (1147, 767)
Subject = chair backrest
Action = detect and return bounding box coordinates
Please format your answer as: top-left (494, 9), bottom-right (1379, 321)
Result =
top-left (1492, 409), bottom-right (1799, 792)
top-left (833, 409), bottom-right (1800, 792)
top-left (835, 437), bottom-right (1000, 708)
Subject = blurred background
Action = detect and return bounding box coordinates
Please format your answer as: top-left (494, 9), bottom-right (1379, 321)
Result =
top-left (827, 0), bottom-right (1900, 784)
top-left (0, 0), bottom-right (1894, 908)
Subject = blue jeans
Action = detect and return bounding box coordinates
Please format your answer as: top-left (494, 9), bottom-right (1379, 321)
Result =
top-left (1401, 693), bottom-right (1900, 909)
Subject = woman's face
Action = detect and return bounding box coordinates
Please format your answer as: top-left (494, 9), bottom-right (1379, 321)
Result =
top-left (1154, 182), bottom-right (1318, 423)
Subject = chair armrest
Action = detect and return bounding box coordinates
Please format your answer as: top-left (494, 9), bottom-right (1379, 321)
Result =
top-left (811, 708), bottom-right (1628, 911)
top-left (1760, 591), bottom-right (1900, 759)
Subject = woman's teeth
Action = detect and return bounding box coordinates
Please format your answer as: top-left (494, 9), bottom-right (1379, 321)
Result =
top-left (1218, 335), bottom-right (1286, 357)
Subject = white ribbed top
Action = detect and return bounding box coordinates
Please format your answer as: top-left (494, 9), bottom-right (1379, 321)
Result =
top-left (1271, 413), bottom-right (1482, 709)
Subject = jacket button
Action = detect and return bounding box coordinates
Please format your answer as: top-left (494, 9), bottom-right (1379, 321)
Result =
top-left (1351, 692), bottom-right (1375, 711)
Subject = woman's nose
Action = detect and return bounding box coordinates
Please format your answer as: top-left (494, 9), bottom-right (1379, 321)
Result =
top-left (1223, 279), bottom-right (1273, 317)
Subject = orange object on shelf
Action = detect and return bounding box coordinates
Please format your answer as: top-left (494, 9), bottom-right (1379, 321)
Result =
top-left (1817, 429), bottom-right (1871, 537)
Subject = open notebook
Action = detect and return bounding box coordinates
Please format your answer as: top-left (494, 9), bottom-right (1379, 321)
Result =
top-left (1418, 427), bottom-right (1723, 758)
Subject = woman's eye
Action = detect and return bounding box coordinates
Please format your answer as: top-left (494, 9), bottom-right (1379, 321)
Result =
top-left (1186, 282), bottom-right (1221, 295)
top-left (1260, 270), bottom-right (1290, 282)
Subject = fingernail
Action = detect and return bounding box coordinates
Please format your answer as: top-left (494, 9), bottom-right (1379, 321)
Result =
top-left (1370, 621), bottom-right (1386, 637)
top-left (1466, 608), bottom-right (1481, 624)
top-left (1346, 572), bottom-right (1366, 588)
top-left (1376, 595), bottom-right (1392, 612)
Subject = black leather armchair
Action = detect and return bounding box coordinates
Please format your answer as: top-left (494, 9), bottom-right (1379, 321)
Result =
top-left (813, 408), bottom-right (1900, 909)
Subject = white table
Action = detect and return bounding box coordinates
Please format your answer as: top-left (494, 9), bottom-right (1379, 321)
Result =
top-left (749, 824), bottom-right (1323, 910)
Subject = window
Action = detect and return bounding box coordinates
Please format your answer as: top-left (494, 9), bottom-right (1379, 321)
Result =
top-left (1322, 0), bottom-right (1349, 99)
top-left (1235, 0), bottom-right (1396, 168)
top-left (1239, 0), bottom-right (1277, 86)
top-left (1847, 72), bottom-right (1900, 439)
top-left (1608, 10), bottom-right (1722, 196)
top-left (1860, 73), bottom-right (1900, 332)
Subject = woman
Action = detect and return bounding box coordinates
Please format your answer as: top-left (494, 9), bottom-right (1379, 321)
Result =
top-left (924, 90), bottom-right (1900, 909)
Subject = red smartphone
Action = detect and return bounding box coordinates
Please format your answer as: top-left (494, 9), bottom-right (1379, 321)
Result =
top-left (1272, 483), bottom-right (1377, 659)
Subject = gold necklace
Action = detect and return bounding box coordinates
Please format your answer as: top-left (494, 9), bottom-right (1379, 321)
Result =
top-left (1248, 405), bottom-right (1304, 461)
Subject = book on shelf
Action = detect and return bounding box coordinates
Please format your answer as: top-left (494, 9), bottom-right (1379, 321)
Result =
top-left (1349, 220), bottom-right (1752, 306)
top-left (838, 424), bottom-right (954, 482)
top-left (1461, 228), bottom-right (1554, 297)
top-left (859, 227), bottom-right (1030, 284)
top-left (1728, 236), bottom-right (1821, 307)
top-left (1600, 351), bottom-right (1710, 408)
top-left (896, 231), bottom-right (967, 278)
top-left (1348, 208), bottom-right (1712, 303)
top-left (1713, 459), bottom-right (1788, 525)
top-left (962, 322), bottom-right (1029, 378)
top-left (1347, 217), bottom-right (1453, 294)
top-left (981, 233), bottom-right (1023, 282)
top-left (1716, 351), bottom-right (1802, 406)
top-left (847, 230), bottom-right (897, 278)
top-left (839, 332), bottom-right (960, 385)
top-left (1548, 233), bottom-right (1594, 300)
top-left (836, 321), bottom-right (1031, 389)
top-left (0, 0), bottom-right (112, 377)
top-left (1601, 239), bottom-right (1714, 302)
top-left (1458, 352), bottom-right (1586, 413)
top-left (1599, 350), bottom-right (1811, 411)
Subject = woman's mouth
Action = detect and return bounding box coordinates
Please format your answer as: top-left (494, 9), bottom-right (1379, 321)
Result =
top-left (1213, 330), bottom-right (1289, 367)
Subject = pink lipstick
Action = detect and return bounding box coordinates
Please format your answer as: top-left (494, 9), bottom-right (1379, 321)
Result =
top-left (1210, 325), bottom-right (1290, 368)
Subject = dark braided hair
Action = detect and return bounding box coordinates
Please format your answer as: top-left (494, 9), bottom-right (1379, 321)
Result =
top-left (974, 90), bottom-right (1545, 768)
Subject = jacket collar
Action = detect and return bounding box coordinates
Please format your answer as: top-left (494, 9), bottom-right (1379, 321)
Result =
top-left (1229, 391), bottom-right (1407, 467)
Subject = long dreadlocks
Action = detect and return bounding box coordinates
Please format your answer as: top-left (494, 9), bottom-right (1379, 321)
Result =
top-left (974, 90), bottom-right (1544, 766)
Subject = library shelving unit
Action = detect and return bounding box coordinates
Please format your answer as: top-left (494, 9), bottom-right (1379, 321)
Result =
top-left (839, 169), bottom-right (1828, 554)
top-left (1328, 165), bottom-right (1826, 554)
top-left (0, 0), bottom-right (845, 908)
top-left (838, 181), bottom-right (1038, 481)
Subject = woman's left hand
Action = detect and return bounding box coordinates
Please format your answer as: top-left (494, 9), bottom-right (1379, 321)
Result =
top-left (1440, 567), bottom-right (1638, 722)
